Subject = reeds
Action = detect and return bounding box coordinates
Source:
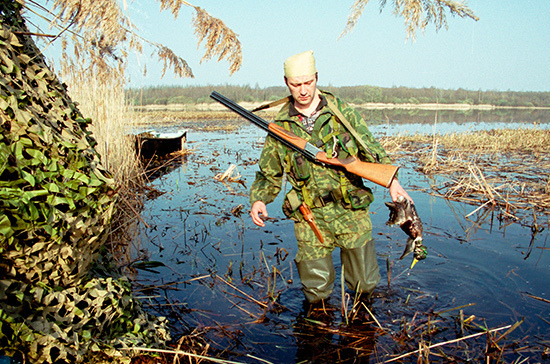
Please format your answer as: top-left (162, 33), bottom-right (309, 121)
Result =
top-left (61, 71), bottom-right (140, 186)
top-left (131, 107), bottom-right (275, 129)
top-left (340, 0), bottom-right (479, 40)
top-left (39, 0), bottom-right (243, 270)
top-left (382, 128), bottom-right (550, 225)
top-left (25, 0), bottom-right (241, 79)
top-left (58, 45), bottom-right (148, 271)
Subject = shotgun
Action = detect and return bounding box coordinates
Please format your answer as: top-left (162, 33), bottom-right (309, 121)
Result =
top-left (209, 91), bottom-right (399, 188)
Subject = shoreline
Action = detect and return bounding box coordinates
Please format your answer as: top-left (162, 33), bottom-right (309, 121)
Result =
top-left (133, 102), bottom-right (550, 113)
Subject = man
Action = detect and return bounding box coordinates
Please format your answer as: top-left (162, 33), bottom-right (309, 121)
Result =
top-left (249, 50), bottom-right (411, 304)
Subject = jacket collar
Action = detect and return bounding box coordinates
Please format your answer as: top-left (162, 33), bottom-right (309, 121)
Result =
top-left (288, 93), bottom-right (328, 118)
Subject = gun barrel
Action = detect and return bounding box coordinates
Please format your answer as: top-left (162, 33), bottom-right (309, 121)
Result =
top-left (210, 91), bottom-right (318, 159)
top-left (210, 91), bottom-right (269, 131)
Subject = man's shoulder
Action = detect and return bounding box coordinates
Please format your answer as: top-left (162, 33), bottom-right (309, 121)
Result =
top-left (319, 89), bottom-right (353, 112)
top-left (274, 102), bottom-right (292, 121)
top-left (319, 89), bottom-right (338, 101)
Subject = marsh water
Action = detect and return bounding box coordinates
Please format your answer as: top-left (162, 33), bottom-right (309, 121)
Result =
top-left (134, 108), bottom-right (550, 363)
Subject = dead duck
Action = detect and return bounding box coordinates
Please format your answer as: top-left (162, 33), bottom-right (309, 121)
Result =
top-left (385, 195), bottom-right (427, 268)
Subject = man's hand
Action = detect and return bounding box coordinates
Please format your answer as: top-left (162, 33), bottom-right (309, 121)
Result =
top-left (251, 200), bottom-right (268, 227)
top-left (389, 178), bottom-right (413, 203)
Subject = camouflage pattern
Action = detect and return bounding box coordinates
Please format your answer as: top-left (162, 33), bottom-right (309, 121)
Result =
top-left (250, 90), bottom-right (393, 260)
top-left (293, 203), bottom-right (372, 261)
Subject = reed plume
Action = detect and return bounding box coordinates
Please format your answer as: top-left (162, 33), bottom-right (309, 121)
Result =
top-left (340, 0), bottom-right (479, 40)
top-left (19, 0), bottom-right (242, 79)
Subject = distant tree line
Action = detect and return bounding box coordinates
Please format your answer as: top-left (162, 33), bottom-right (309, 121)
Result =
top-left (126, 84), bottom-right (550, 108)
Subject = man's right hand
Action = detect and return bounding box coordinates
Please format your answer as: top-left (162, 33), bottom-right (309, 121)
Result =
top-left (251, 201), bottom-right (268, 227)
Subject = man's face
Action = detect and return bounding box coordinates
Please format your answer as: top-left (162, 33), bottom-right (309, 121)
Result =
top-left (285, 74), bottom-right (318, 108)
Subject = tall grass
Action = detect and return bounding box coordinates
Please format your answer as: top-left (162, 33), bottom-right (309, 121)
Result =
top-left (60, 63), bottom-right (145, 267)
top-left (61, 72), bottom-right (141, 187)
top-left (381, 128), bottom-right (550, 223)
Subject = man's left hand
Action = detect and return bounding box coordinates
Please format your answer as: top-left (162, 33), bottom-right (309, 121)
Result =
top-left (389, 178), bottom-right (413, 203)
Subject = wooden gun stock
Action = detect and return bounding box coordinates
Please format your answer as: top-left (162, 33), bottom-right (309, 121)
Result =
top-left (268, 123), bottom-right (398, 188)
top-left (316, 152), bottom-right (398, 188)
top-left (210, 91), bottom-right (399, 188)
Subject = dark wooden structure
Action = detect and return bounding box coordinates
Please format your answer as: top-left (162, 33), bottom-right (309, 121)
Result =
top-left (135, 130), bottom-right (187, 159)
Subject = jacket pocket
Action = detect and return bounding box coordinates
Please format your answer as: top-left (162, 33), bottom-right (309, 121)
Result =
top-left (282, 189), bottom-right (303, 221)
top-left (346, 186), bottom-right (373, 210)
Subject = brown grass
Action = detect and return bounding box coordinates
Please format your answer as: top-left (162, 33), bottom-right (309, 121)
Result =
top-left (381, 128), bottom-right (550, 224)
top-left (132, 109), bottom-right (271, 132)
top-left (59, 61), bottom-right (147, 269)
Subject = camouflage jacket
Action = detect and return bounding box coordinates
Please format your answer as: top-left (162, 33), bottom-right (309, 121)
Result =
top-left (249, 90), bottom-right (392, 218)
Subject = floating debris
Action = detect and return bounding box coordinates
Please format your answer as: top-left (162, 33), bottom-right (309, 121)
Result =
top-left (214, 164), bottom-right (241, 182)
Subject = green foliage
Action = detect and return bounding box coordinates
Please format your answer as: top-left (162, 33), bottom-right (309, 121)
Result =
top-left (0, 2), bottom-right (113, 288)
top-left (0, 3), bottom-right (169, 362)
top-left (126, 84), bottom-right (288, 106)
top-left (0, 277), bottom-right (169, 363)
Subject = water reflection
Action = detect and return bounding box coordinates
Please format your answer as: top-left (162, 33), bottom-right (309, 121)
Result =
top-left (135, 111), bottom-right (550, 363)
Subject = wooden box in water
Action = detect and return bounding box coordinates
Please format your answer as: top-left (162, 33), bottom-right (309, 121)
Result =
top-left (135, 130), bottom-right (187, 159)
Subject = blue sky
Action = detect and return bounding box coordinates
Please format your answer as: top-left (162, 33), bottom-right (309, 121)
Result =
top-left (44, 1), bottom-right (550, 92)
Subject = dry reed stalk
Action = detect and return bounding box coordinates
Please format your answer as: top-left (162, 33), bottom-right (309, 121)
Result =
top-left (362, 303), bottom-right (384, 330)
top-left (225, 297), bottom-right (257, 319)
top-left (245, 354), bottom-right (275, 364)
top-left (215, 275), bottom-right (268, 309)
top-left (524, 293), bottom-right (550, 304)
top-left (383, 324), bottom-right (513, 363)
top-left (384, 128), bottom-right (550, 224)
top-left (215, 164), bottom-right (241, 182)
top-left (120, 347), bottom-right (247, 364)
top-left (465, 200), bottom-right (493, 218)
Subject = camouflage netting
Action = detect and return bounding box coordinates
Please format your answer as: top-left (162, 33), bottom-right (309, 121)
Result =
top-left (0, 2), bottom-right (169, 362)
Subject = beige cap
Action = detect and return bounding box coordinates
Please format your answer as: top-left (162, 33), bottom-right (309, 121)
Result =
top-left (284, 50), bottom-right (316, 78)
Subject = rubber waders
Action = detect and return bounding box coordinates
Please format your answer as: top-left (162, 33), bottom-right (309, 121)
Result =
top-left (340, 239), bottom-right (381, 298)
top-left (295, 255), bottom-right (336, 303)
